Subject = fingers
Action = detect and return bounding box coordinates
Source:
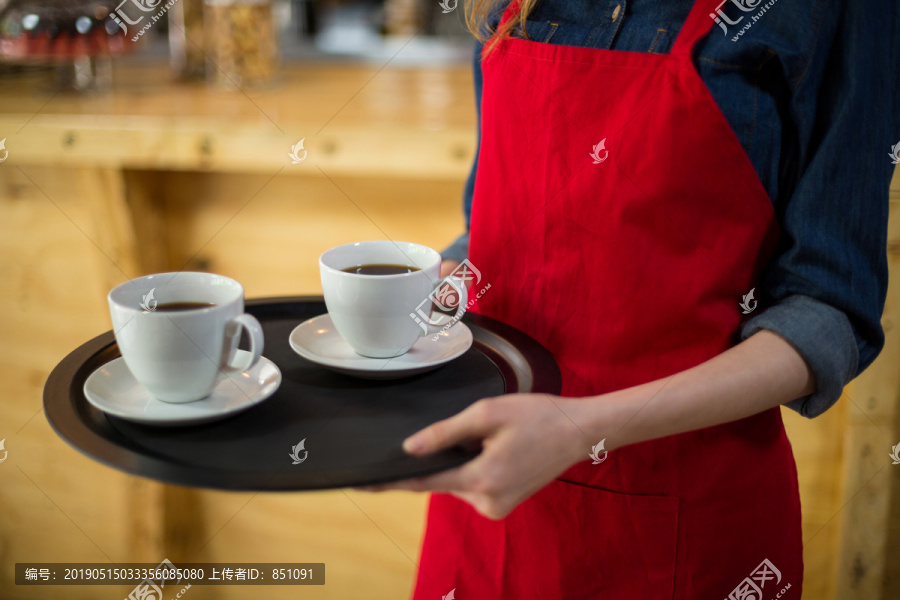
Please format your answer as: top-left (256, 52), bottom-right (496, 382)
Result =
top-left (353, 463), bottom-right (477, 494)
top-left (403, 399), bottom-right (497, 456)
top-left (440, 260), bottom-right (461, 278)
top-left (439, 259), bottom-right (473, 290)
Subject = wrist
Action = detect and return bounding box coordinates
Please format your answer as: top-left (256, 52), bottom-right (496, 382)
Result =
top-left (553, 395), bottom-right (619, 463)
top-left (565, 384), bottom-right (665, 454)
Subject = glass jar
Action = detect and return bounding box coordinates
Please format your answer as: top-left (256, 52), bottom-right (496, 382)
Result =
top-left (0, 0), bottom-right (132, 90)
top-left (204, 0), bottom-right (278, 88)
top-left (168, 0), bottom-right (206, 80)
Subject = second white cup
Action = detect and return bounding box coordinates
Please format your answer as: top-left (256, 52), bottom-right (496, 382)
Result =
top-left (320, 241), bottom-right (468, 358)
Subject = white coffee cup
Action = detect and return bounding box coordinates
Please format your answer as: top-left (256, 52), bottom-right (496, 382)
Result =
top-left (320, 241), bottom-right (468, 358)
top-left (108, 272), bottom-right (264, 403)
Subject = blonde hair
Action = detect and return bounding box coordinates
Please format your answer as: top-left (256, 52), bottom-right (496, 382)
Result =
top-left (465, 0), bottom-right (538, 54)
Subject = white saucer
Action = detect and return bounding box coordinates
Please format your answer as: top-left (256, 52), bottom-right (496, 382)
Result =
top-left (288, 313), bottom-right (473, 380)
top-left (83, 350), bottom-right (282, 426)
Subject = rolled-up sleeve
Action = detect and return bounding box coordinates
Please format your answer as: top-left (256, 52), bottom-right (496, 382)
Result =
top-left (741, 296), bottom-right (860, 418)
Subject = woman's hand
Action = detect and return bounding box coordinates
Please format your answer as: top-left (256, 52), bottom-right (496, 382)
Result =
top-left (356, 330), bottom-right (816, 519)
top-left (358, 393), bottom-right (588, 519)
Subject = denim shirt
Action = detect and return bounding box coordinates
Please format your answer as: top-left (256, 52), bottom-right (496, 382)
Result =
top-left (442, 0), bottom-right (899, 418)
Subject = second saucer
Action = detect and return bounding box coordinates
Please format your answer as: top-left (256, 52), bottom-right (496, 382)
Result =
top-left (289, 313), bottom-right (473, 380)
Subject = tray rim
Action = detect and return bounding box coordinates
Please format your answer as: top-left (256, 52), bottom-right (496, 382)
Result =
top-left (43, 295), bottom-right (562, 491)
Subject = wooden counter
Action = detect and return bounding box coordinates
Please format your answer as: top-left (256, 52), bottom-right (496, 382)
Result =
top-left (0, 61), bottom-right (897, 600)
top-left (0, 63), bottom-right (477, 178)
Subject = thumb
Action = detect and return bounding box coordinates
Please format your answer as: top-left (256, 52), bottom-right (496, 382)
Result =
top-left (403, 401), bottom-right (494, 455)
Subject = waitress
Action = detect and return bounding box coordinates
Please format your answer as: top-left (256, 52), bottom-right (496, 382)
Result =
top-left (361, 0), bottom-right (897, 598)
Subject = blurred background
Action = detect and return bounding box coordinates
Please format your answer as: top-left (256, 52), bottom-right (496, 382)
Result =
top-left (0, 0), bottom-right (897, 598)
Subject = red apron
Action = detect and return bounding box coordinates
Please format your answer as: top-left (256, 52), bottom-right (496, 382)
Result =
top-left (413, 1), bottom-right (803, 599)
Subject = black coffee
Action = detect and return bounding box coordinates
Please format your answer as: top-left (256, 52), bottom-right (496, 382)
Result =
top-left (341, 264), bottom-right (420, 276)
top-left (154, 302), bottom-right (217, 312)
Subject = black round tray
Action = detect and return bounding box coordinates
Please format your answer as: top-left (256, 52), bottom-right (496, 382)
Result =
top-left (43, 297), bottom-right (561, 491)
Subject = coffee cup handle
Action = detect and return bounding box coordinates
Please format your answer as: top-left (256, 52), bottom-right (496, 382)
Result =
top-left (419, 275), bottom-right (468, 335)
top-left (223, 313), bottom-right (264, 373)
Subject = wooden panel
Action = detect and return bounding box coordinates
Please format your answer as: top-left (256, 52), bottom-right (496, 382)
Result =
top-left (0, 166), bottom-right (154, 599)
top-left (197, 491), bottom-right (429, 599)
top-left (884, 165), bottom-right (900, 598)
top-left (155, 170), bottom-right (467, 296)
top-left (782, 402), bottom-right (846, 599)
top-left (832, 168), bottom-right (900, 598)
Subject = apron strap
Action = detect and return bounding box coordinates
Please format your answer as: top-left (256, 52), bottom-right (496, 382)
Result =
top-left (496, 0), bottom-right (523, 31)
top-left (670, 0), bottom-right (734, 56)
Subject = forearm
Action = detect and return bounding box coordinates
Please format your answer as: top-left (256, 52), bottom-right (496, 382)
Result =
top-left (571, 330), bottom-right (816, 452)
